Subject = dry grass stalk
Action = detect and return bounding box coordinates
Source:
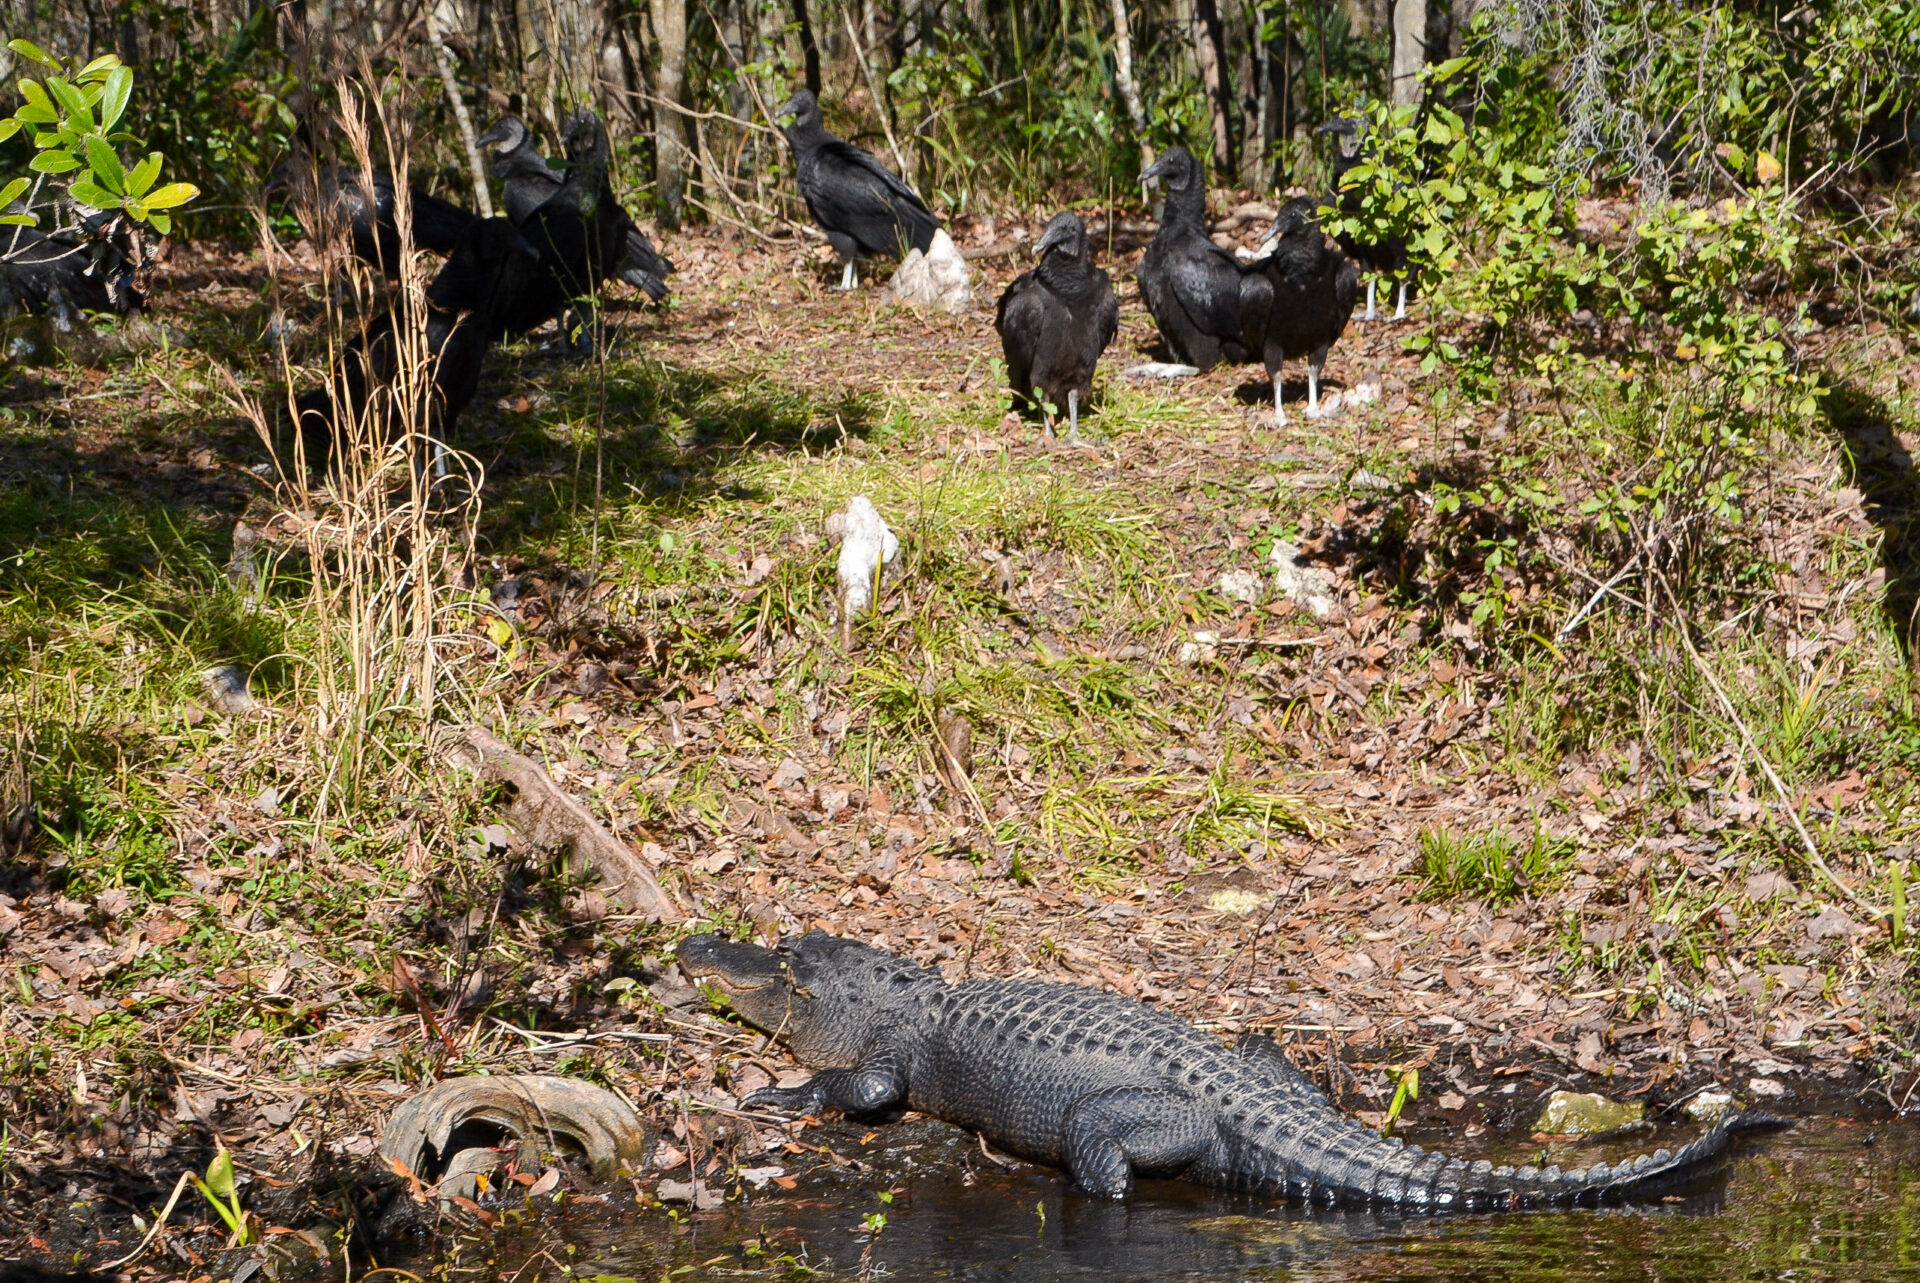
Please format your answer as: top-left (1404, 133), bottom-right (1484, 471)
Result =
top-left (229, 72), bottom-right (482, 820)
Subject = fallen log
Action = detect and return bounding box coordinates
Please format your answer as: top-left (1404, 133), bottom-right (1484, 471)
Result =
top-left (442, 724), bottom-right (682, 922)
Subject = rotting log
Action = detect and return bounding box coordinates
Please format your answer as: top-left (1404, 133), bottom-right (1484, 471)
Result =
top-left (442, 725), bottom-right (682, 921)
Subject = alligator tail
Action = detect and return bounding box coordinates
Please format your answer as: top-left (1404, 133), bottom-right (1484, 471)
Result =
top-left (1378, 1109), bottom-right (1792, 1211)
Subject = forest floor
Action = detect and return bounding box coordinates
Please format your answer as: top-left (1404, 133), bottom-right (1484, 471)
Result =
top-left (2, 203), bottom-right (1918, 1273)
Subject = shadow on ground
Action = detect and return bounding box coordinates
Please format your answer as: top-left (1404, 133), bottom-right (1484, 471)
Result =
top-left (1826, 382), bottom-right (1920, 658)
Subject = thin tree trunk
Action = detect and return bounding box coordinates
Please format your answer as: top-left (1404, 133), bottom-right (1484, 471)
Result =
top-left (1107, 0), bottom-right (1151, 168)
top-left (427, 9), bottom-right (495, 218)
top-left (1391, 0), bottom-right (1427, 108)
top-left (651, 0), bottom-right (689, 229)
top-left (1191, 0), bottom-right (1234, 177)
top-left (791, 0), bottom-right (821, 93)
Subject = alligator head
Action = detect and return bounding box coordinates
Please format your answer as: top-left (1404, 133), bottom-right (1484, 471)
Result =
top-left (677, 931), bottom-right (934, 1069)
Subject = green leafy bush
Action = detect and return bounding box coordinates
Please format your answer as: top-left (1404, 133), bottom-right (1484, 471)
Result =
top-left (0, 40), bottom-right (197, 234)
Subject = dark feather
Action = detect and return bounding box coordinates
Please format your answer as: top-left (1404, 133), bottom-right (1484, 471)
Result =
top-left (267, 157), bottom-right (476, 276)
top-left (1137, 146), bottom-right (1258, 369)
top-left (994, 213), bottom-right (1118, 428)
top-left (778, 90), bottom-right (939, 264)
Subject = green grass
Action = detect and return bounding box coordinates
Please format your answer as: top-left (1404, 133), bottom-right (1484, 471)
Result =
top-left (1416, 824), bottom-right (1577, 905)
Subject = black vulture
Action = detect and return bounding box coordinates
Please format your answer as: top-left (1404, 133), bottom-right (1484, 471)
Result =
top-left (295, 217), bottom-right (538, 461)
top-left (478, 115), bottom-right (672, 303)
top-left (774, 89), bottom-right (939, 290)
top-left (476, 116), bottom-right (564, 226)
top-left (266, 157), bottom-right (476, 277)
top-left (1238, 198), bottom-right (1358, 427)
top-left (1318, 117), bottom-right (1410, 321)
top-left (481, 114), bottom-right (612, 344)
top-left (994, 213), bottom-right (1118, 446)
top-left (1136, 145), bottom-right (1261, 369)
top-left (0, 220), bottom-right (144, 323)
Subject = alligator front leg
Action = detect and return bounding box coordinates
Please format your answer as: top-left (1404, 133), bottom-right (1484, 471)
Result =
top-left (743, 1051), bottom-right (907, 1118)
top-left (1061, 1087), bottom-right (1212, 1199)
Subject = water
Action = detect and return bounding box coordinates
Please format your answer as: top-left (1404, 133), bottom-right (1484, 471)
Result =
top-left (462, 1105), bottom-right (1918, 1282)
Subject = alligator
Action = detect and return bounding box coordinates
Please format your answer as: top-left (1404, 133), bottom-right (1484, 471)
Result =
top-left (678, 931), bottom-right (1787, 1209)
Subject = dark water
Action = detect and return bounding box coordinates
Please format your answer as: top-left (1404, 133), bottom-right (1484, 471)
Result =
top-left (479, 1107), bottom-right (1919, 1282)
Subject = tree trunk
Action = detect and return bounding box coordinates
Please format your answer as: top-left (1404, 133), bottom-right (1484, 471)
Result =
top-left (1107, 0), bottom-right (1151, 169)
top-left (791, 0), bottom-right (821, 94)
top-left (1391, 0), bottom-right (1427, 108)
top-left (650, 0), bottom-right (689, 229)
top-left (1190, 0), bottom-right (1234, 177)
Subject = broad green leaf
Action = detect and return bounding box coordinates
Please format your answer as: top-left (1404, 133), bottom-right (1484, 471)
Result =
top-left (84, 135), bottom-right (125, 192)
top-left (146, 210), bottom-right (171, 235)
top-left (18, 79), bottom-right (51, 109)
top-left (0, 176), bottom-right (26, 206)
top-left (0, 213), bottom-right (36, 226)
top-left (28, 150), bottom-right (82, 175)
top-left (14, 102), bottom-right (56, 125)
top-left (0, 118), bottom-right (19, 143)
top-left (97, 66), bottom-right (130, 131)
top-left (125, 152), bottom-right (161, 197)
top-left (141, 182), bottom-right (198, 210)
top-left (206, 1147), bottom-right (237, 1200)
top-left (68, 181), bottom-right (122, 209)
top-left (6, 39), bottom-right (60, 68)
top-left (45, 77), bottom-right (93, 131)
top-left (122, 197), bottom-right (146, 220)
top-left (77, 53), bottom-right (122, 79)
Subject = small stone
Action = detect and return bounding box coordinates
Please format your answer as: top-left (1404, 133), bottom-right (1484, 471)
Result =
top-left (1806, 905), bottom-right (1868, 942)
top-left (1268, 542), bottom-right (1337, 619)
top-left (1747, 1077), bottom-right (1787, 1099)
top-left (1684, 1089), bottom-right (1734, 1124)
top-left (1217, 569), bottom-right (1264, 603)
top-left (204, 664), bottom-right (255, 717)
top-left (1533, 1090), bottom-right (1643, 1136)
top-left (1123, 362), bottom-right (1201, 380)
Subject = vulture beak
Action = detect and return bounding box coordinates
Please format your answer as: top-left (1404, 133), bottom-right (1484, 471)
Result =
top-left (1139, 153), bottom-right (1172, 188)
top-left (476, 118), bottom-right (519, 151)
top-left (1034, 220), bottom-right (1077, 259)
top-left (774, 94), bottom-right (804, 124)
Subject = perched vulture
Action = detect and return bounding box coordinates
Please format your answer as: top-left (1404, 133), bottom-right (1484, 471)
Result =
top-left (482, 114), bottom-right (614, 344)
top-left (1238, 198), bottom-right (1359, 426)
top-left (994, 212), bottom-right (1118, 445)
top-left (294, 217), bottom-right (537, 458)
top-left (0, 219), bottom-right (144, 322)
top-left (1318, 117), bottom-right (1411, 321)
top-left (775, 89), bottom-right (939, 290)
top-left (1136, 146), bottom-right (1261, 370)
top-left (266, 156), bottom-right (474, 277)
top-left (477, 115), bottom-right (672, 302)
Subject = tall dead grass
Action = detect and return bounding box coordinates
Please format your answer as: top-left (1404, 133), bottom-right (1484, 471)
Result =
top-left (228, 75), bottom-right (484, 822)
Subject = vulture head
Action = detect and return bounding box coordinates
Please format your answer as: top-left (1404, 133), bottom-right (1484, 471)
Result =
top-left (1034, 211), bottom-right (1090, 265)
top-left (477, 115), bottom-right (534, 156)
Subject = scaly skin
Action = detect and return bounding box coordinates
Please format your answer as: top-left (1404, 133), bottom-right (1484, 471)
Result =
top-left (678, 932), bottom-right (1787, 1208)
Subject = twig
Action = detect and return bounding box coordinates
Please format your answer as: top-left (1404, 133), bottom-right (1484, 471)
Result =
top-left (630, 89), bottom-right (781, 136)
top-left (100, 1170), bottom-right (194, 1269)
top-left (842, 7), bottom-right (909, 183)
top-left (1653, 569), bottom-right (1884, 917)
top-left (493, 1018), bottom-right (672, 1050)
top-left (1556, 551), bottom-right (1642, 640)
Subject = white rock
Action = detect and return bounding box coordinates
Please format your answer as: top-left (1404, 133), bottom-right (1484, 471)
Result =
top-left (831, 496), bottom-right (901, 618)
top-left (1178, 630), bottom-right (1221, 664)
top-left (204, 664), bottom-right (255, 716)
top-left (886, 229), bottom-right (972, 314)
top-left (1217, 569), bottom-right (1264, 603)
top-left (1747, 1077), bottom-right (1787, 1098)
top-left (1124, 362), bottom-right (1201, 380)
top-left (1684, 1089), bottom-right (1735, 1124)
top-left (1268, 541), bottom-right (1338, 619)
top-left (1347, 378), bottom-right (1383, 406)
